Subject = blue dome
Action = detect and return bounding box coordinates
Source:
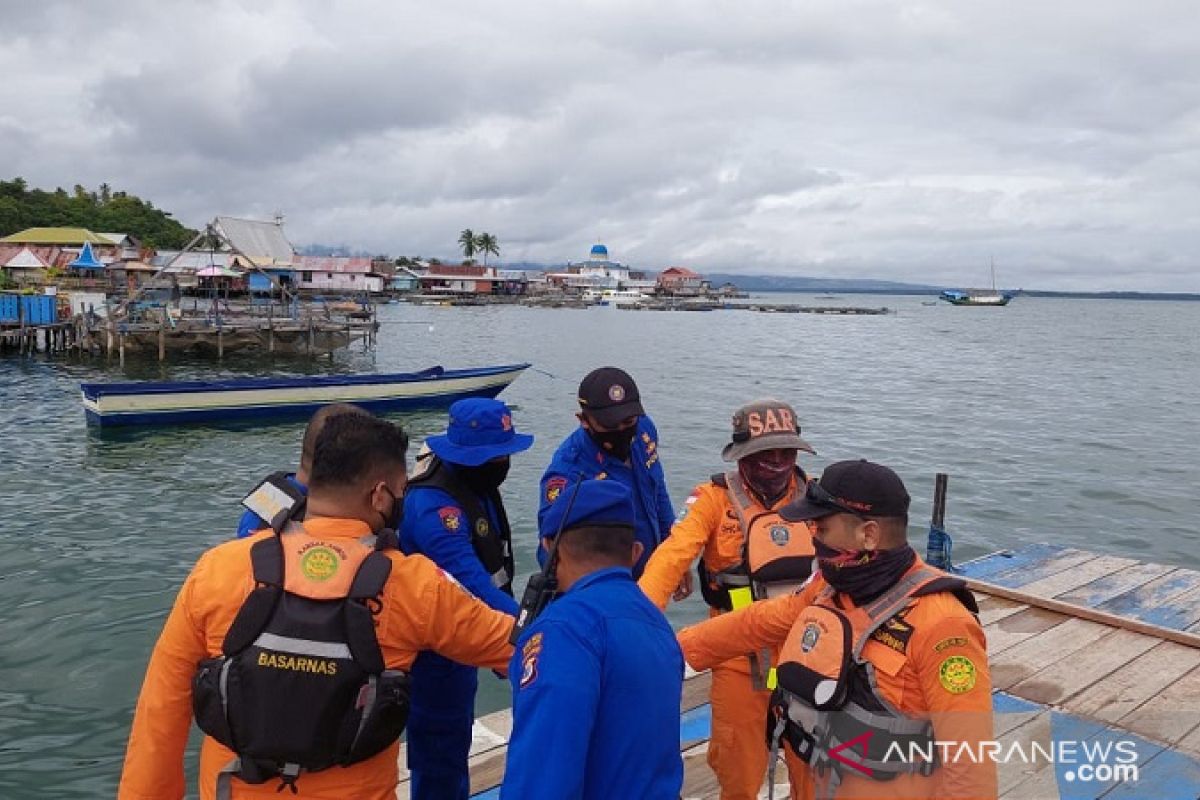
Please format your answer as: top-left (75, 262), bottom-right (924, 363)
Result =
top-left (590, 244), bottom-right (608, 258)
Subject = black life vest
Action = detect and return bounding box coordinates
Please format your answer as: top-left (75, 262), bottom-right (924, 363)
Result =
top-left (406, 455), bottom-right (515, 594)
top-left (193, 524), bottom-right (410, 797)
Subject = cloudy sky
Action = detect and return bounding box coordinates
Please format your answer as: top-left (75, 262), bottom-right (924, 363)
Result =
top-left (3, 1), bottom-right (1198, 291)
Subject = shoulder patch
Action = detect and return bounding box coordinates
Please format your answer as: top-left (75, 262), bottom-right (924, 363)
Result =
top-left (519, 632), bottom-right (544, 689)
top-left (934, 636), bottom-right (968, 653)
top-left (545, 476), bottom-right (567, 504)
top-left (870, 614), bottom-right (914, 654)
top-left (437, 506), bottom-right (463, 531)
top-left (938, 655), bottom-right (977, 694)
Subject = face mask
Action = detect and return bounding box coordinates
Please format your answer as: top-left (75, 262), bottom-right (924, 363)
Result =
top-left (461, 458), bottom-right (511, 492)
top-left (739, 453), bottom-right (795, 502)
top-left (815, 538), bottom-right (916, 603)
top-left (379, 486), bottom-right (404, 533)
top-left (589, 426), bottom-right (637, 461)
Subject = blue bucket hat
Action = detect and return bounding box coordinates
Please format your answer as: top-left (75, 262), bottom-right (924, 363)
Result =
top-left (424, 398), bottom-right (534, 467)
top-left (540, 479), bottom-right (635, 539)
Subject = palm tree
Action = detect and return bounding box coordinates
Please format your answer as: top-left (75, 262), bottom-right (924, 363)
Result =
top-left (458, 229), bottom-right (477, 261)
top-left (475, 232), bottom-right (499, 266)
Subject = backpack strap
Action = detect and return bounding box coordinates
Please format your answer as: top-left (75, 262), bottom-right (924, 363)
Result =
top-left (343, 551), bottom-right (392, 675)
top-left (222, 536), bottom-right (284, 656)
top-left (912, 575), bottom-right (979, 615)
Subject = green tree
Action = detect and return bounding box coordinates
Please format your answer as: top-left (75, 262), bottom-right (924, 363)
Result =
top-left (458, 228), bottom-right (477, 260)
top-left (475, 232), bottom-right (499, 266)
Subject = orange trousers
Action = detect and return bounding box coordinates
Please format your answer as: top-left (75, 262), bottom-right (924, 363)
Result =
top-left (708, 660), bottom-right (812, 800)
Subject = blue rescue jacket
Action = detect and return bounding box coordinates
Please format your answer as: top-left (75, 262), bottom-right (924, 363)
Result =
top-left (501, 567), bottom-right (684, 800)
top-left (538, 417), bottom-right (675, 576)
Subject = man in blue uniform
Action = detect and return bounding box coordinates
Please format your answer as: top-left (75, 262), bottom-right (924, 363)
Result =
top-left (400, 397), bottom-right (533, 800)
top-left (539, 367), bottom-right (683, 587)
top-left (235, 403), bottom-right (367, 538)
top-left (503, 479), bottom-right (684, 799)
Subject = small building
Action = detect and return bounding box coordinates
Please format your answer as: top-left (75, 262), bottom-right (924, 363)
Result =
top-left (388, 267), bottom-right (422, 292)
top-left (295, 256), bottom-right (384, 294)
top-left (419, 264), bottom-right (503, 295)
top-left (1, 246), bottom-right (51, 283)
top-left (657, 266), bottom-right (705, 295)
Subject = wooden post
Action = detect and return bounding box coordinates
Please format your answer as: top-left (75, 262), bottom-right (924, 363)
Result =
top-left (119, 333), bottom-right (125, 366)
top-left (307, 319), bottom-right (314, 355)
top-left (158, 318), bottom-right (166, 362)
top-left (268, 312), bottom-right (274, 353)
top-left (218, 326), bottom-right (224, 359)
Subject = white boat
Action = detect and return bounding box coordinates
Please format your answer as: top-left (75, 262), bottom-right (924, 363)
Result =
top-left (595, 289), bottom-right (651, 307)
top-left (80, 363), bottom-right (530, 426)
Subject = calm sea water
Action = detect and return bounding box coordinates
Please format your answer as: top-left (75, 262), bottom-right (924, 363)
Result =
top-left (2, 294), bottom-right (1198, 797)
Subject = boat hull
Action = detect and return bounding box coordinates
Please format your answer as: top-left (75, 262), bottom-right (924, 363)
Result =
top-left (80, 363), bottom-right (530, 427)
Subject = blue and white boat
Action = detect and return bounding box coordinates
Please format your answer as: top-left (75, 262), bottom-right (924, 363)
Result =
top-left (80, 363), bottom-right (530, 426)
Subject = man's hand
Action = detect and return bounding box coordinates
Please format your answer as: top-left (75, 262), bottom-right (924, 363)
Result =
top-left (672, 571), bottom-right (694, 602)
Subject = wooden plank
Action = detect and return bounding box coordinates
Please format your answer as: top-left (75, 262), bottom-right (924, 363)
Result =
top-left (1057, 561), bottom-right (1175, 608)
top-left (1008, 627), bottom-right (1160, 706)
top-left (991, 617), bottom-right (1114, 691)
top-left (1068, 641), bottom-right (1200, 725)
top-left (957, 543), bottom-right (1072, 582)
top-left (1132, 584), bottom-right (1200, 631)
top-left (983, 550), bottom-right (1104, 594)
top-left (1118, 663), bottom-right (1200, 746)
top-left (1097, 568), bottom-right (1200, 623)
top-left (983, 604), bottom-right (1070, 656)
top-left (1098, 745), bottom-right (1200, 800)
top-left (1016, 555), bottom-right (1141, 600)
top-left (996, 710), bottom-right (1055, 797)
top-left (977, 594), bottom-right (1029, 627)
top-left (967, 577), bottom-right (1200, 650)
top-left (1176, 720), bottom-right (1200, 759)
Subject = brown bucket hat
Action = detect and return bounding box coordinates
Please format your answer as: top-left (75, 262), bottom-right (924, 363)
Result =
top-left (721, 398), bottom-right (815, 462)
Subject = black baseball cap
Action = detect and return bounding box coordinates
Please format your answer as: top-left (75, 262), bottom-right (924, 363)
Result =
top-left (781, 459), bottom-right (911, 521)
top-left (577, 367), bottom-right (645, 428)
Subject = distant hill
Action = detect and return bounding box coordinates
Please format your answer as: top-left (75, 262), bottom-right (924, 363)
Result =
top-left (0, 176), bottom-right (197, 249)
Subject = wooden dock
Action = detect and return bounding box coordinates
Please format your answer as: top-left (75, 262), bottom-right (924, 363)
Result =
top-left (423, 544), bottom-right (1200, 799)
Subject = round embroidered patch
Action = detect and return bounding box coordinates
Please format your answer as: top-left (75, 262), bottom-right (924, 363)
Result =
top-left (608, 384), bottom-right (625, 402)
top-left (769, 525), bottom-right (790, 546)
top-left (800, 622), bottom-right (820, 653)
top-left (938, 655), bottom-right (977, 694)
top-left (300, 546), bottom-right (339, 582)
top-left (475, 517), bottom-right (489, 536)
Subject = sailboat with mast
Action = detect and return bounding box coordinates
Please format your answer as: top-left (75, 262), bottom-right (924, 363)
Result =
top-left (940, 259), bottom-right (1017, 306)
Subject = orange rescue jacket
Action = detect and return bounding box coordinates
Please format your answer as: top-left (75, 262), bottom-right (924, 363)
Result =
top-left (118, 517), bottom-right (515, 800)
top-left (678, 557), bottom-right (997, 800)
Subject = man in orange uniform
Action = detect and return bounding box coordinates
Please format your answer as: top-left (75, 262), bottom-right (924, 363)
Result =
top-left (677, 460), bottom-right (996, 800)
top-left (118, 413), bottom-right (516, 800)
top-left (639, 399), bottom-right (818, 800)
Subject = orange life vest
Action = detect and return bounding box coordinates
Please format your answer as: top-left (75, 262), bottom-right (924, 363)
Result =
top-left (703, 470), bottom-right (815, 607)
top-left (769, 564), bottom-right (977, 799)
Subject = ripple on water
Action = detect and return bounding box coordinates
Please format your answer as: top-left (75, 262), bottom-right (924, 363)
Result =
top-left (2, 296), bottom-right (1199, 796)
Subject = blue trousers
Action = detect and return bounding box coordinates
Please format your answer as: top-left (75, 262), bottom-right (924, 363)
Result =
top-left (407, 652), bottom-right (477, 800)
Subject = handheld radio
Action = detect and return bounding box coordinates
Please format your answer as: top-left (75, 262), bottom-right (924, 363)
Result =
top-left (509, 477), bottom-right (584, 645)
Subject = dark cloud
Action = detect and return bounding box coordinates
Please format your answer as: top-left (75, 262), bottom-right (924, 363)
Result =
top-left (2, 0), bottom-right (1199, 290)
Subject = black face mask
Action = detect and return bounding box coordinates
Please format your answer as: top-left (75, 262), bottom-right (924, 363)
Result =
top-left (589, 426), bottom-right (637, 461)
top-left (461, 459), bottom-right (511, 492)
top-left (379, 487), bottom-right (404, 533)
top-left (816, 540), bottom-right (916, 604)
